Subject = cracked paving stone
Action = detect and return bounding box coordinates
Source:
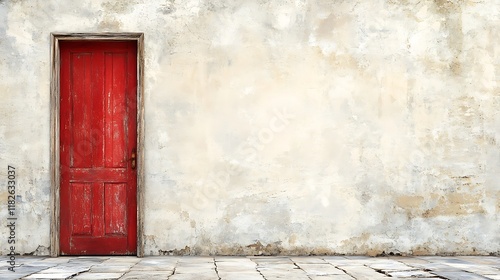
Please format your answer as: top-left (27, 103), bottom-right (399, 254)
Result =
top-left (168, 273), bottom-right (219, 280)
top-left (216, 261), bottom-right (256, 267)
top-left (262, 276), bottom-right (311, 280)
top-left (70, 257), bottom-right (109, 263)
top-left (386, 270), bottom-right (437, 278)
top-left (295, 263), bottom-right (347, 275)
top-left (216, 257), bottom-right (251, 262)
top-left (420, 257), bottom-right (476, 265)
top-left (257, 263), bottom-right (298, 270)
top-left (176, 257), bottom-right (214, 263)
top-left (128, 265), bottom-right (175, 271)
top-left (217, 266), bottom-right (257, 272)
top-left (8, 265), bottom-right (50, 273)
top-left (174, 267), bottom-right (217, 274)
top-left (136, 260), bottom-right (177, 266)
top-left (72, 272), bottom-right (125, 279)
top-left (432, 271), bottom-right (494, 280)
top-left (259, 270), bottom-right (310, 279)
top-left (308, 276), bottom-right (356, 280)
top-left (90, 265), bottom-right (134, 273)
top-left (323, 259), bottom-right (366, 266)
top-left (290, 257), bottom-right (328, 264)
top-left (412, 262), bottom-right (464, 271)
top-left (129, 262), bottom-right (176, 271)
top-left (249, 257), bottom-right (292, 264)
top-left (218, 272), bottom-right (265, 280)
top-left (0, 271), bottom-right (37, 278)
top-left (23, 272), bottom-right (78, 279)
top-left (119, 271), bottom-right (173, 279)
top-left (390, 257), bottom-right (431, 265)
top-left (368, 261), bottom-right (416, 271)
top-left (176, 262), bottom-right (215, 268)
top-left (35, 266), bottom-right (91, 275)
top-left (337, 265), bottom-right (393, 280)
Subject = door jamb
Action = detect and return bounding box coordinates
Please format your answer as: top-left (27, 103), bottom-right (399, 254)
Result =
top-left (49, 33), bottom-right (145, 257)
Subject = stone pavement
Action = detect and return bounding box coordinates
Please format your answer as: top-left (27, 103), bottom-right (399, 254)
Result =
top-left (0, 255), bottom-right (498, 280)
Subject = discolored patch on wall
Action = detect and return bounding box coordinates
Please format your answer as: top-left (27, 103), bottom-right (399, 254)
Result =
top-left (423, 193), bottom-right (485, 218)
top-left (433, 0), bottom-right (464, 76)
top-left (158, 0), bottom-right (175, 15)
top-left (97, 18), bottom-right (122, 30)
top-left (101, 0), bottom-right (138, 14)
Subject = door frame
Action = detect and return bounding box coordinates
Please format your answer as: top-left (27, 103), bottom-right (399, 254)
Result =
top-left (49, 33), bottom-right (145, 257)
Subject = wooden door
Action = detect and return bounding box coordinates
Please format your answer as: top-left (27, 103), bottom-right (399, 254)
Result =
top-left (59, 41), bottom-right (137, 255)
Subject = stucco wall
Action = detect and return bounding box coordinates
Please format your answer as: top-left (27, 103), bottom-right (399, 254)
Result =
top-left (0, 0), bottom-right (499, 256)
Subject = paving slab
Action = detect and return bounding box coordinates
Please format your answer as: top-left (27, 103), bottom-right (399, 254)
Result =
top-left (249, 257), bottom-right (292, 264)
top-left (214, 256), bottom-right (250, 262)
top-left (216, 261), bottom-right (257, 269)
top-left (432, 271), bottom-right (494, 280)
top-left (176, 257), bottom-right (214, 263)
top-left (218, 271), bottom-right (265, 280)
top-left (456, 257), bottom-right (500, 265)
top-left (90, 265), bottom-right (134, 273)
top-left (337, 265), bottom-right (392, 280)
top-left (168, 272), bottom-right (219, 280)
top-left (309, 276), bottom-right (356, 280)
top-left (262, 276), bottom-right (310, 280)
top-left (35, 266), bottom-right (90, 275)
top-left (290, 257), bottom-right (329, 264)
top-left (174, 266), bottom-right (217, 274)
top-left (120, 272), bottom-right (172, 279)
top-left (31, 258), bottom-right (72, 265)
top-left (295, 263), bottom-right (346, 275)
top-left (412, 262), bottom-right (464, 271)
top-left (72, 272), bottom-right (124, 279)
top-left (257, 262), bottom-right (298, 269)
top-left (0, 274), bottom-right (33, 280)
top-left (386, 269), bottom-right (437, 278)
top-left (368, 261), bottom-right (416, 271)
top-left (135, 258), bottom-right (178, 266)
top-left (23, 272), bottom-right (78, 279)
top-left (445, 263), bottom-right (500, 274)
top-left (483, 275), bottom-right (500, 280)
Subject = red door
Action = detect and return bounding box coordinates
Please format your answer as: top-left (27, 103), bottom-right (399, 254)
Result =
top-left (59, 41), bottom-right (137, 255)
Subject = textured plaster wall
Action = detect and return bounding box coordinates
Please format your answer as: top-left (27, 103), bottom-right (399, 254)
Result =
top-left (0, 0), bottom-right (499, 256)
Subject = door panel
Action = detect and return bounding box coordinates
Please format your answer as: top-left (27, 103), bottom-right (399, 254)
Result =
top-left (60, 41), bottom-right (137, 255)
top-left (104, 183), bottom-right (128, 235)
top-left (70, 183), bottom-right (92, 235)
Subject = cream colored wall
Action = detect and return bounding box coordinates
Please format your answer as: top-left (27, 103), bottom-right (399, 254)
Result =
top-left (0, 0), bottom-right (498, 255)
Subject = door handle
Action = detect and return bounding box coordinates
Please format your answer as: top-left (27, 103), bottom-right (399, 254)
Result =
top-left (130, 150), bottom-right (136, 170)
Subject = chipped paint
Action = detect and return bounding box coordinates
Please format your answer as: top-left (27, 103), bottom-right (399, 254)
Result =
top-left (0, 0), bottom-right (499, 256)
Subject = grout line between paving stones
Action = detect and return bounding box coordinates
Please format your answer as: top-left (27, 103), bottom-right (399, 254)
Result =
top-left (290, 257), bottom-right (313, 280)
top-left (251, 257), bottom-right (268, 280)
top-left (214, 257), bottom-right (221, 280)
top-left (329, 262), bottom-right (356, 280)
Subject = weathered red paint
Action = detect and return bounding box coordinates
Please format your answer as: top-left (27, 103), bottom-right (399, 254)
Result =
top-left (60, 41), bottom-right (137, 255)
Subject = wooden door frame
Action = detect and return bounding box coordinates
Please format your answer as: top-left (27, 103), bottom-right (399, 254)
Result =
top-left (49, 33), bottom-right (145, 257)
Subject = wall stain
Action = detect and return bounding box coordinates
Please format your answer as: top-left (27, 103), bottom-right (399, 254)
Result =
top-left (98, 18), bottom-right (122, 30)
top-left (159, 246), bottom-right (191, 255)
top-left (423, 192), bottom-right (485, 218)
top-left (158, 0), bottom-right (176, 15)
top-left (433, 0), bottom-right (464, 76)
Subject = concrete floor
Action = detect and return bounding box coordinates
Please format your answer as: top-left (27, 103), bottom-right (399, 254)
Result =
top-left (0, 255), bottom-right (498, 280)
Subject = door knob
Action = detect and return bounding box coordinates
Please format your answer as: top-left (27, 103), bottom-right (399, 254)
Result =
top-left (130, 150), bottom-right (136, 169)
